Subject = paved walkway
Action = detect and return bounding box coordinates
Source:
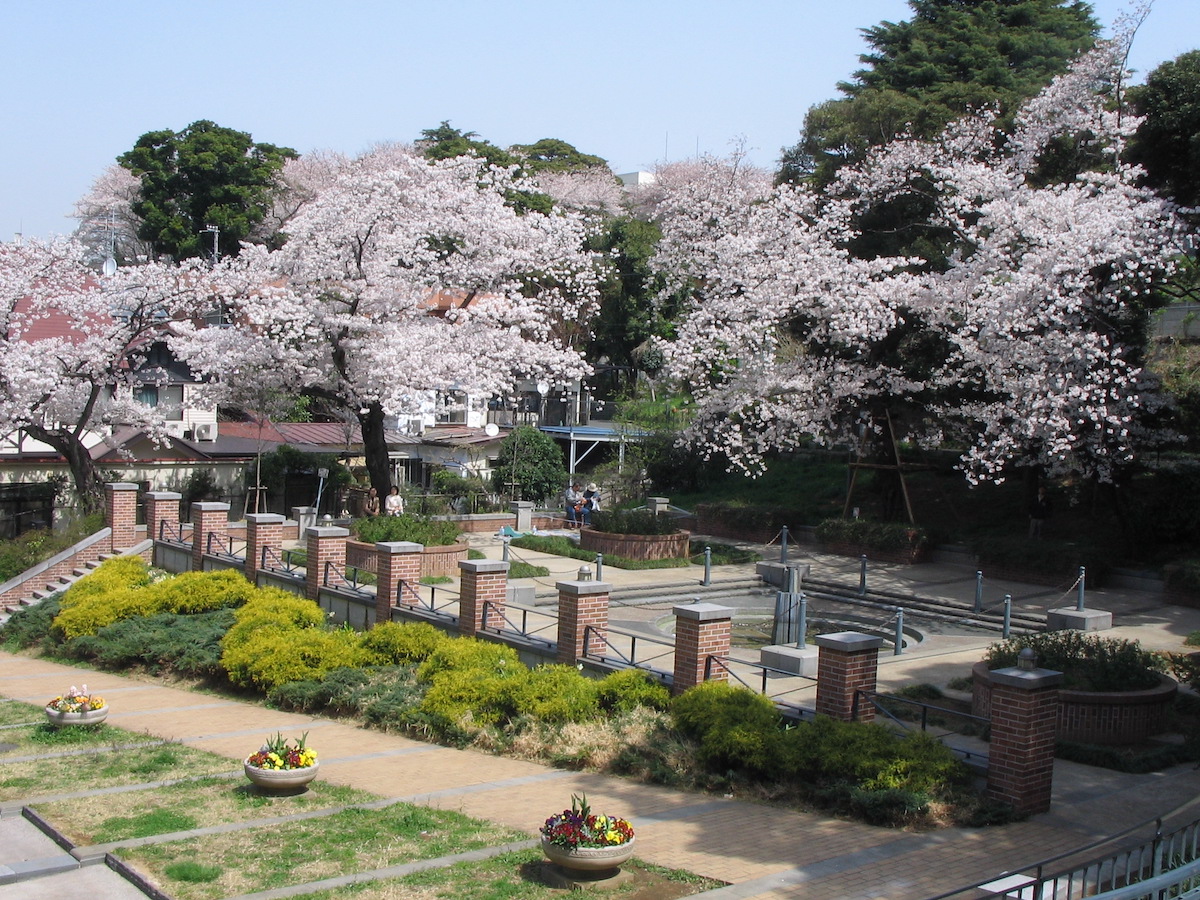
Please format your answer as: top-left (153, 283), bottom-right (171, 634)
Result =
top-left (3, 541), bottom-right (1200, 898)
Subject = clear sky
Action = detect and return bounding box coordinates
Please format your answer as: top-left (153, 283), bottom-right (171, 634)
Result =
top-left (2, 1), bottom-right (1194, 240)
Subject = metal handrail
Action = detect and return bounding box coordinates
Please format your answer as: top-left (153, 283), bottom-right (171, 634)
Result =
top-left (205, 531), bottom-right (245, 559)
top-left (398, 579), bottom-right (459, 616)
top-left (261, 545), bottom-right (303, 575)
top-left (157, 519), bottom-right (186, 543)
top-left (479, 600), bottom-right (556, 648)
top-left (583, 624), bottom-right (675, 670)
top-left (322, 560), bottom-right (373, 596)
top-left (705, 654), bottom-right (819, 697)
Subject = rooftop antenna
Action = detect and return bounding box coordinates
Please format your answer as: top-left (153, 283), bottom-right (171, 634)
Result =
top-left (204, 224), bottom-right (220, 266)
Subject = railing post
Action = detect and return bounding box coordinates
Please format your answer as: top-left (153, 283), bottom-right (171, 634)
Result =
top-left (672, 603), bottom-right (733, 695)
top-left (374, 541), bottom-right (423, 624)
top-left (859, 555), bottom-right (868, 596)
top-left (894, 608), bottom-right (904, 656)
top-left (459, 559), bottom-right (509, 637)
top-left (595, 553), bottom-right (604, 583)
top-left (1076, 566), bottom-right (1086, 612)
top-left (501, 538), bottom-right (510, 562)
top-left (815, 632), bottom-right (883, 722)
top-left (1003, 594), bottom-right (1012, 638)
top-left (191, 501), bottom-right (230, 572)
top-left (556, 577), bottom-right (610, 666)
top-left (305, 525), bottom-right (348, 603)
top-left (797, 591), bottom-right (807, 650)
top-left (779, 525), bottom-right (789, 563)
top-left (974, 570), bottom-right (984, 613)
top-left (245, 513), bottom-right (284, 584)
top-left (703, 546), bottom-right (712, 586)
top-left (104, 482), bottom-right (140, 553)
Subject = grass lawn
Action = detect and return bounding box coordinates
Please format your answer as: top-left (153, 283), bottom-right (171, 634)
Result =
top-left (116, 803), bottom-right (529, 900)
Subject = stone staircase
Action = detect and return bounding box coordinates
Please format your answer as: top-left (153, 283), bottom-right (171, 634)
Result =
top-left (0, 554), bottom-right (113, 627)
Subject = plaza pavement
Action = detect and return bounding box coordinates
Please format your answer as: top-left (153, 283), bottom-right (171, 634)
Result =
top-left (3, 535), bottom-right (1200, 899)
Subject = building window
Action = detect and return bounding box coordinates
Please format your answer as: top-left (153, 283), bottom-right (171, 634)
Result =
top-left (436, 390), bottom-right (467, 425)
top-left (136, 384), bottom-right (184, 420)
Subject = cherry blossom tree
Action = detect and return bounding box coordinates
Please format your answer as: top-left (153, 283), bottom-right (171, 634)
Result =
top-left (173, 145), bottom-right (601, 496)
top-left (652, 40), bottom-right (1188, 487)
top-left (0, 239), bottom-right (210, 510)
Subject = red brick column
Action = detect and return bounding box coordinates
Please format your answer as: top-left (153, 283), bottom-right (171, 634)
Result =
top-left (104, 483), bottom-right (139, 552)
top-left (986, 666), bottom-right (1063, 815)
top-left (814, 632), bottom-right (884, 722)
top-left (672, 603), bottom-right (734, 695)
top-left (374, 541), bottom-right (424, 625)
top-left (306, 526), bottom-right (348, 602)
top-left (144, 491), bottom-right (181, 542)
top-left (556, 579), bottom-right (611, 665)
top-left (191, 502), bottom-right (230, 571)
top-left (244, 513), bottom-right (285, 583)
top-left (459, 560), bottom-right (510, 637)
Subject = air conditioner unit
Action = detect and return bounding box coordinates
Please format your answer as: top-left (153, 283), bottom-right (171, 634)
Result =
top-left (165, 421), bottom-right (187, 438)
top-left (406, 420), bottom-right (424, 436)
top-left (194, 423), bottom-right (218, 441)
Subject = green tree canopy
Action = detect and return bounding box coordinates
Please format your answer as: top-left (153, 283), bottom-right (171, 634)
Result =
top-left (509, 138), bottom-right (607, 173)
top-left (490, 426), bottom-right (567, 503)
top-left (118, 120), bottom-right (296, 261)
top-left (780, 0), bottom-right (1098, 186)
top-left (1127, 50), bottom-right (1200, 208)
top-left (416, 121), bottom-right (520, 168)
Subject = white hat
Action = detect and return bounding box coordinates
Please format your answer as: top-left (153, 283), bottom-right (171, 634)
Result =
top-left (586, 483), bottom-right (598, 492)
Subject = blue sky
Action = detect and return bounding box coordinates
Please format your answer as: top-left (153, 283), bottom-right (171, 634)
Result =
top-left (2, 1), bottom-right (1194, 240)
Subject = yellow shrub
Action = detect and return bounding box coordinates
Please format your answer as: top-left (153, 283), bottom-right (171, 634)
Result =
top-left (221, 589), bottom-right (326, 652)
top-left (416, 637), bottom-right (521, 681)
top-left (59, 557), bottom-right (150, 609)
top-left (222, 625), bottom-right (374, 690)
top-left (148, 569), bottom-right (257, 614)
top-left (359, 621), bottom-right (448, 664)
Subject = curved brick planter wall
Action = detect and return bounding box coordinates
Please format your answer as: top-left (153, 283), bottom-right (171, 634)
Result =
top-left (345, 540), bottom-right (468, 580)
top-left (971, 661), bottom-right (1176, 746)
top-left (579, 529), bottom-right (691, 561)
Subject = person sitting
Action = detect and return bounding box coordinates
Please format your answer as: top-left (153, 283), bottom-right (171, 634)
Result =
top-left (564, 482), bottom-right (588, 527)
top-left (385, 485), bottom-right (405, 517)
top-left (363, 487), bottom-right (380, 517)
top-left (583, 482), bottom-right (601, 514)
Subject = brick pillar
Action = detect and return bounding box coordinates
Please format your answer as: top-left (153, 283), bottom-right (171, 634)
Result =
top-left (374, 541), bottom-right (423, 625)
top-left (986, 665), bottom-right (1063, 815)
top-left (556, 579), bottom-right (611, 665)
top-left (191, 502), bottom-right (231, 571)
top-left (459, 559), bottom-right (509, 637)
top-left (306, 526), bottom-right (349, 602)
top-left (244, 513), bottom-right (285, 583)
top-left (144, 491), bottom-right (181, 542)
top-left (671, 603), bottom-right (734, 695)
top-left (814, 632), bottom-right (883, 722)
top-left (104, 483), bottom-right (139, 552)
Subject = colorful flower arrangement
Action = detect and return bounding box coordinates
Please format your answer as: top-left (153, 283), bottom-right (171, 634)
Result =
top-left (245, 732), bottom-right (318, 770)
top-left (541, 793), bottom-right (634, 850)
top-left (46, 684), bottom-right (106, 713)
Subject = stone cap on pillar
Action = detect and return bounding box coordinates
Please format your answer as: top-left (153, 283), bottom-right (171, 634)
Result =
top-left (556, 579), bottom-right (612, 596)
top-left (814, 632), bottom-right (884, 652)
top-left (673, 602), bottom-right (734, 622)
top-left (192, 501), bottom-right (231, 513)
top-left (510, 501), bottom-right (534, 511)
top-left (305, 525), bottom-right (350, 539)
top-left (990, 666), bottom-right (1064, 690)
top-left (376, 541), bottom-right (423, 554)
top-left (460, 559), bottom-right (509, 575)
top-left (246, 513), bottom-right (286, 525)
top-left (145, 491), bottom-right (182, 500)
top-left (104, 482), bottom-right (140, 492)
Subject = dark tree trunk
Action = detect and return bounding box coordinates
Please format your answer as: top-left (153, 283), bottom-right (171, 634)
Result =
top-left (357, 402), bottom-right (393, 499)
top-left (24, 424), bottom-right (103, 515)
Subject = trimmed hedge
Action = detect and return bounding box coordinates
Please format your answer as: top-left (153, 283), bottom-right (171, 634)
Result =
top-left (353, 515), bottom-right (462, 547)
top-left (985, 632), bottom-right (1163, 692)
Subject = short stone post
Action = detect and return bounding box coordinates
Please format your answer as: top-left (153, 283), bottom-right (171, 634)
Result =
top-left (986, 656), bottom-right (1062, 815)
top-left (672, 603), bottom-right (733, 695)
top-left (191, 501), bottom-right (230, 571)
top-left (647, 497), bottom-right (670, 516)
top-left (511, 501), bottom-right (533, 533)
top-left (459, 559), bottom-right (510, 637)
top-left (556, 578), bottom-right (611, 665)
top-left (143, 491), bottom-right (181, 542)
top-left (244, 513), bottom-right (285, 582)
top-left (104, 483), bottom-right (139, 552)
top-left (374, 542), bottom-right (423, 624)
top-left (814, 632), bottom-right (884, 723)
top-left (305, 526), bottom-right (348, 602)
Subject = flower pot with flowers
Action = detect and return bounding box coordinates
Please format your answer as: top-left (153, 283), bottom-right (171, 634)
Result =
top-left (243, 732), bottom-right (319, 793)
top-left (45, 685), bottom-right (108, 727)
top-left (540, 793), bottom-right (635, 875)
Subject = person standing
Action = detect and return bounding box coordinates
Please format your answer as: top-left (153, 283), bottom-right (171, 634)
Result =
top-left (1028, 486), bottom-right (1051, 539)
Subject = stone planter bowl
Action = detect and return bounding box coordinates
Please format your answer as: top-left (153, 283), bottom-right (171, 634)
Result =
top-left (45, 705), bottom-right (108, 727)
top-left (243, 760), bottom-right (320, 793)
top-left (541, 836), bottom-right (635, 873)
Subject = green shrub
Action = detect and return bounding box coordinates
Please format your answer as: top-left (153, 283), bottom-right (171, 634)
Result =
top-left (985, 632), bottom-right (1163, 692)
top-left (0, 512), bottom-right (104, 582)
top-left (689, 541), bottom-right (761, 565)
top-left (220, 589), bottom-right (326, 652)
top-left (222, 625), bottom-right (374, 690)
top-left (508, 535), bottom-right (690, 570)
top-left (512, 665), bottom-right (600, 724)
top-left (670, 682), bottom-right (784, 773)
top-left (815, 518), bottom-right (929, 555)
top-left (591, 509), bottom-right (680, 535)
top-left (64, 610), bottom-right (235, 678)
top-left (416, 638), bottom-right (522, 681)
top-left (360, 622), bottom-right (448, 664)
top-left (597, 668), bottom-right (671, 713)
top-left (143, 569), bottom-right (257, 614)
top-left (353, 515), bottom-right (462, 547)
top-left (418, 667), bottom-right (525, 727)
top-left (1, 596), bottom-right (62, 650)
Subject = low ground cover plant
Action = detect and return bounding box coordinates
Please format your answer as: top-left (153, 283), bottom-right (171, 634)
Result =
top-left (509, 534), bottom-right (690, 570)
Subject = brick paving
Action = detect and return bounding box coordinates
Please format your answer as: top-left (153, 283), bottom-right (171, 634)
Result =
top-left (5, 542), bottom-right (1200, 898)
